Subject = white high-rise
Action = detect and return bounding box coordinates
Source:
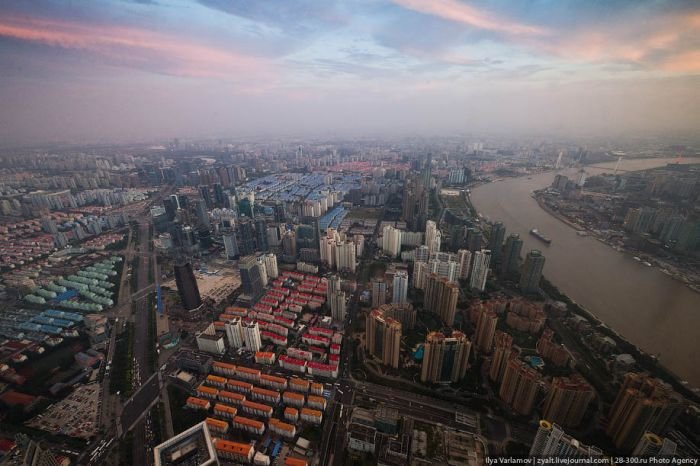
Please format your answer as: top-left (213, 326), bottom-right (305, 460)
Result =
top-left (392, 271), bottom-right (409, 305)
top-left (530, 420), bottom-right (603, 458)
top-left (457, 249), bottom-right (472, 280)
top-left (335, 241), bottom-right (356, 272)
top-left (263, 253), bottom-right (279, 279)
top-left (255, 256), bottom-right (269, 287)
top-left (328, 274), bottom-right (346, 321)
top-left (469, 249), bottom-right (491, 292)
top-left (242, 321), bottom-right (262, 352)
top-left (225, 317), bottom-right (244, 348)
top-left (413, 261), bottom-right (428, 289)
top-left (425, 220), bottom-right (437, 250)
top-left (381, 225), bottom-right (402, 258)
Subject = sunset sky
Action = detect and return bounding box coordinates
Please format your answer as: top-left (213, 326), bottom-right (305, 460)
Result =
top-left (1, 0), bottom-right (699, 144)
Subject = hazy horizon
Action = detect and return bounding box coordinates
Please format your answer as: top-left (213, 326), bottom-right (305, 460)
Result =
top-left (1, 0), bottom-right (699, 146)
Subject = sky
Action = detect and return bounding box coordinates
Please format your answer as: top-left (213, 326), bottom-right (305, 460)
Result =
top-left (0, 0), bottom-right (699, 145)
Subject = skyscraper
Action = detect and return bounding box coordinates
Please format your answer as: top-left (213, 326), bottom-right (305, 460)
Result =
top-left (382, 225), bottom-right (402, 258)
top-left (225, 317), bottom-right (244, 348)
top-left (242, 321), bottom-right (262, 352)
top-left (371, 279), bottom-right (387, 308)
top-left (237, 220), bottom-right (256, 256)
top-left (606, 373), bottom-right (686, 453)
top-left (425, 220), bottom-right (440, 255)
top-left (499, 358), bottom-right (541, 415)
top-left (392, 271), bottom-right (408, 305)
top-left (520, 250), bottom-right (546, 294)
top-left (501, 234), bottom-right (523, 277)
top-left (263, 253), bottom-right (278, 279)
top-left (255, 218), bottom-right (269, 252)
top-left (239, 255), bottom-right (264, 298)
top-left (424, 273), bottom-right (459, 326)
top-left (474, 305), bottom-right (498, 353)
top-left (632, 432), bottom-right (677, 458)
top-left (174, 261), bottom-right (202, 311)
top-left (529, 420), bottom-right (603, 458)
top-left (488, 222), bottom-right (506, 263)
top-left (457, 249), bottom-right (472, 280)
top-left (335, 240), bottom-right (357, 272)
top-left (420, 331), bottom-right (471, 384)
top-left (542, 376), bottom-right (595, 428)
top-left (365, 309), bottom-right (402, 368)
top-left (328, 275), bottom-right (346, 322)
top-left (196, 198), bottom-right (210, 229)
top-left (466, 228), bottom-right (483, 252)
top-left (489, 331), bottom-right (517, 383)
top-left (469, 249), bottom-right (491, 292)
top-left (222, 229), bottom-right (239, 260)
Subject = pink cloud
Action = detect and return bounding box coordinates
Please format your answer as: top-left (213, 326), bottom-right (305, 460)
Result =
top-left (391, 0), bottom-right (547, 36)
top-left (0, 16), bottom-right (272, 81)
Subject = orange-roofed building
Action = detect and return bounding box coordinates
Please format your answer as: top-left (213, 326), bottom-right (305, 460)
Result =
top-left (212, 361), bottom-right (236, 377)
top-left (205, 417), bottom-right (229, 434)
top-left (284, 407), bottom-right (299, 422)
top-left (218, 390), bottom-right (245, 404)
top-left (205, 374), bottom-right (227, 387)
top-left (227, 379), bottom-right (253, 393)
top-left (260, 374), bottom-right (288, 390)
top-left (214, 439), bottom-right (254, 462)
top-left (285, 456), bottom-right (309, 466)
top-left (242, 400), bottom-right (273, 418)
top-left (283, 391), bottom-right (305, 407)
top-left (310, 383), bottom-right (324, 395)
top-left (186, 397), bottom-right (211, 410)
top-left (269, 418), bottom-right (296, 438)
top-left (196, 385), bottom-right (219, 399)
top-left (255, 351), bottom-right (277, 365)
top-left (251, 387), bottom-right (281, 404)
top-left (232, 416), bottom-right (265, 435)
top-left (300, 408), bottom-right (323, 424)
top-left (213, 403), bottom-right (238, 419)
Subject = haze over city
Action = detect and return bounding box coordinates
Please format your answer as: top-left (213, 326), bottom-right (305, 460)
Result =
top-left (1, 0), bottom-right (700, 145)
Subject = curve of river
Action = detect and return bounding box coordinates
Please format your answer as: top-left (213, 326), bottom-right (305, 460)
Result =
top-left (470, 158), bottom-right (700, 388)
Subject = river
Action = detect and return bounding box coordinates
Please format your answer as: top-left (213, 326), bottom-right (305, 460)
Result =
top-left (470, 158), bottom-right (700, 388)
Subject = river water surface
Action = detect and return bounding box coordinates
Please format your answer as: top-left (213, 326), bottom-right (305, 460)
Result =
top-left (470, 158), bottom-right (700, 388)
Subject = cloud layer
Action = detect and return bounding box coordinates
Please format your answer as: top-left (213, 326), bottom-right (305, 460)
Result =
top-left (0, 0), bottom-right (698, 144)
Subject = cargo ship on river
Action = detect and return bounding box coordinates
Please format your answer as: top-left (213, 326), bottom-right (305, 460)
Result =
top-left (530, 228), bottom-right (552, 244)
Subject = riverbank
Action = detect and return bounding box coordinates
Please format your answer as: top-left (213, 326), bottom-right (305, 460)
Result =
top-left (531, 190), bottom-right (700, 295)
top-left (467, 189), bottom-right (699, 400)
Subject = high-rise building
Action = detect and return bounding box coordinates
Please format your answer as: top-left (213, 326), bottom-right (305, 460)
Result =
top-left (365, 309), bottom-right (402, 368)
top-left (413, 261), bottom-right (428, 289)
top-left (225, 317), bottom-right (244, 348)
top-left (375, 303), bottom-right (416, 330)
top-left (196, 199), bottom-right (211, 229)
top-left (520, 249), bottom-right (546, 293)
top-left (263, 253), bottom-right (279, 279)
top-left (237, 220), bottom-right (256, 256)
top-left (174, 262), bottom-right (202, 311)
top-left (632, 432), bottom-right (677, 458)
top-left (488, 222), bottom-right (506, 263)
top-left (457, 249), bottom-right (472, 280)
top-left (606, 373), bottom-right (686, 453)
top-left (489, 331), bottom-right (516, 383)
top-left (473, 305), bottom-right (498, 353)
top-left (330, 290), bottom-right (346, 322)
top-left (469, 249), bottom-right (491, 292)
top-left (371, 279), bottom-right (387, 308)
top-left (222, 229), bottom-right (239, 260)
top-left (281, 230), bottom-right (297, 260)
top-left (529, 420), bottom-right (603, 458)
top-left (499, 358), bottom-right (541, 415)
top-left (425, 221), bottom-right (441, 255)
top-left (382, 225), bottom-right (402, 258)
top-left (542, 376), bottom-right (594, 428)
top-left (501, 234), bottom-right (523, 277)
top-left (239, 255), bottom-right (264, 298)
top-left (255, 218), bottom-right (269, 252)
top-left (328, 275), bottom-right (346, 322)
top-left (255, 256), bottom-right (269, 287)
top-left (335, 240), bottom-right (357, 272)
top-left (420, 331), bottom-right (471, 383)
top-left (242, 321), bottom-right (262, 352)
top-left (466, 228), bottom-right (483, 252)
top-left (424, 273), bottom-right (459, 326)
top-left (392, 271), bottom-right (408, 305)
